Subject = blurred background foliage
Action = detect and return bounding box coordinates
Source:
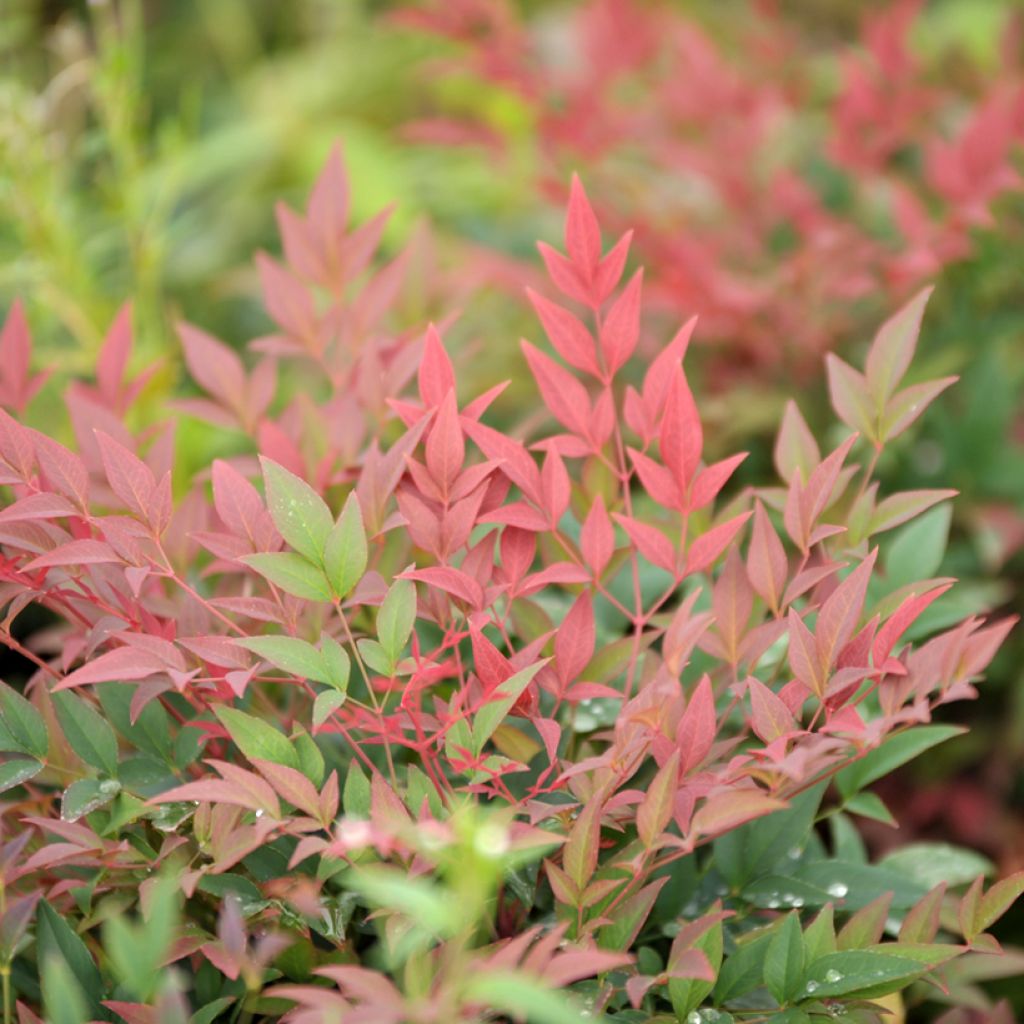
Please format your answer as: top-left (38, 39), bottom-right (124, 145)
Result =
top-left (2, 0), bottom-right (1024, 954)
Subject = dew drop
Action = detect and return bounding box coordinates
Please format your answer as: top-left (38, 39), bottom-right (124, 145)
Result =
top-left (826, 882), bottom-right (848, 898)
top-left (792, 896), bottom-right (805, 908)
top-left (805, 981), bottom-right (819, 994)
top-left (687, 1013), bottom-right (702, 1024)
top-left (825, 969), bottom-right (843, 983)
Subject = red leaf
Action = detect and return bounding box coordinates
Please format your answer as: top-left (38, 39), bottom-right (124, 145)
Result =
top-left (521, 340), bottom-right (591, 439)
top-left (57, 647), bottom-right (167, 690)
top-left (686, 512), bottom-right (751, 576)
top-left (95, 431), bottom-right (157, 522)
top-left (677, 675), bottom-right (715, 774)
top-left (425, 390), bottom-right (464, 495)
top-left (787, 609), bottom-right (823, 697)
top-left (873, 585), bottom-right (951, 665)
top-left (537, 241), bottom-right (591, 305)
top-left (97, 303), bottom-right (133, 408)
top-left (540, 448), bottom-right (570, 524)
top-left (747, 501), bottom-right (787, 614)
top-left (637, 750), bottom-right (679, 846)
top-left (24, 539), bottom-right (122, 570)
top-left (600, 269), bottom-right (643, 375)
top-left (815, 551), bottom-right (877, 674)
top-left (401, 566), bottom-right (484, 609)
top-left (748, 678), bottom-right (797, 743)
top-left (418, 325), bottom-right (456, 408)
top-left (689, 453), bottom-right (747, 512)
top-left (308, 143), bottom-right (350, 275)
top-left (660, 367), bottom-right (702, 489)
top-left (581, 495), bottom-right (614, 576)
top-left (565, 173), bottom-right (601, 275)
top-left (527, 288), bottom-right (599, 376)
top-left (555, 592), bottom-right (595, 688)
top-left (613, 514), bottom-right (677, 573)
top-left (179, 322), bottom-right (247, 416)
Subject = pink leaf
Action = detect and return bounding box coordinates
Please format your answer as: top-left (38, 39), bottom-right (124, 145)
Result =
top-left (555, 593), bottom-right (595, 688)
top-left (581, 495), bottom-right (614, 576)
top-left (418, 325), bottom-right (456, 408)
top-left (660, 367), bottom-right (702, 489)
top-left (613, 514), bottom-right (677, 573)
top-left (95, 431), bottom-right (157, 522)
top-left (686, 512), bottom-right (751, 576)
top-left (677, 675), bottom-right (715, 774)
top-left (600, 269), bottom-right (643, 375)
top-left (527, 288), bottom-right (599, 376)
top-left (873, 585), bottom-right (952, 665)
top-left (521, 340), bottom-right (592, 439)
top-left (747, 502), bottom-right (787, 614)
top-left (565, 173), bottom-right (601, 275)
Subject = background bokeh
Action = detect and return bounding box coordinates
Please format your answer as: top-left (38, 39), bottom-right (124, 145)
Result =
top-left (3, 0), bottom-right (1024, 1008)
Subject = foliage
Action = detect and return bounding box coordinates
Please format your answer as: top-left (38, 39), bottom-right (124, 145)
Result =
top-left (0, 151), bottom-right (1019, 1023)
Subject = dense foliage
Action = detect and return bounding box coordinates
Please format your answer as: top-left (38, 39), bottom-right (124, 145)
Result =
top-left (0, 151), bottom-right (1020, 1023)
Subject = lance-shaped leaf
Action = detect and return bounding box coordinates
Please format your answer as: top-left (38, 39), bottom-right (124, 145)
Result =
top-left (865, 286), bottom-right (933, 408)
top-left (377, 578), bottom-right (416, 671)
top-left (764, 911), bottom-right (805, 1005)
top-left (527, 288), bottom-right (598, 376)
top-left (325, 493), bottom-right (368, 599)
top-left (261, 457), bottom-right (333, 564)
top-left (214, 706), bottom-right (300, 770)
top-left (242, 552), bottom-right (332, 602)
top-left (637, 750), bottom-right (680, 847)
top-left (472, 661), bottom-right (547, 754)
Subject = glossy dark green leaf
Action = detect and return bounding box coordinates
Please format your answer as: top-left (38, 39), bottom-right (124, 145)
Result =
top-left (53, 691), bottom-right (119, 776)
top-left (0, 680), bottom-right (48, 758)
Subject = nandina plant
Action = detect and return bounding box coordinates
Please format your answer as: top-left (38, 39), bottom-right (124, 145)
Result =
top-left (0, 152), bottom-right (1020, 1024)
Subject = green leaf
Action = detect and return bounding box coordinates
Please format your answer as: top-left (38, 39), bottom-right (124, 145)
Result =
top-left (714, 782), bottom-right (827, 888)
top-left (0, 757), bottom-right (42, 793)
top-left (798, 950), bottom-right (927, 1001)
top-left (835, 725), bottom-right (963, 799)
top-left (62, 778), bottom-right (120, 822)
top-left (293, 725), bottom-right (325, 785)
top-left (844, 791), bottom-right (896, 827)
top-left (669, 914), bottom-right (723, 1016)
top-left (713, 931), bottom-right (773, 1003)
top-left (103, 875), bottom-right (179, 1000)
top-left (795, 860), bottom-right (927, 911)
top-left (324, 493), bottom-right (367, 599)
top-left (342, 764), bottom-right (370, 818)
top-left (53, 691), bottom-right (119, 776)
top-left (350, 866), bottom-right (460, 936)
top-left (97, 683), bottom-right (172, 761)
top-left (261, 457), bottom-right (333, 563)
top-left (880, 842), bottom-right (994, 890)
top-left (41, 953), bottom-right (89, 1024)
top-left (191, 998), bottom-right (237, 1024)
top-left (463, 971), bottom-right (600, 1024)
top-left (36, 899), bottom-right (103, 1019)
top-left (741, 876), bottom-right (832, 910)
top-left (214, 706), bottom-right (299, 769)
top-left (377, 578), bottom-right (416, 671)
top-left (0, 680), bottom-right (48, 757)
top-left (802, 904), bottom-right (836, 961)
top-left (472, 662), bottom-right (547, 755)
top-left (313, 690), bottom-right (346, 729)
top-left (356, 638), bottom-right (392, 676)
top-left (242, 551), bottom-right (332, 601)
top-left (236, 635), bottom-right (330, 684)
top-left (886, 504), bottom-right (951, 587)
top-left (765, 912), bottom-right (805, 1005)
top-left (321, 635), bottom-right (351, 692)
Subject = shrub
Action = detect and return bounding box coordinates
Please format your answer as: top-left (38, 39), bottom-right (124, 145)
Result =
top-left (0, 152), bottom-right (1020, 1023)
